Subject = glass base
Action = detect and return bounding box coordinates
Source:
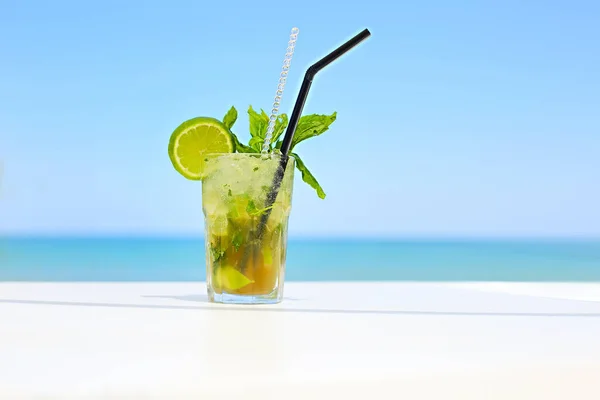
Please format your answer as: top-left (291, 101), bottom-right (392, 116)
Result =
top-left (208, 288), bottom-right (282, 305)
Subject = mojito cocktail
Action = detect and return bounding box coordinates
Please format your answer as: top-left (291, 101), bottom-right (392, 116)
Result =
top-left (167, 29), bottom-right (370, 304)
top-left (202, 153), bottom-right (295, 303)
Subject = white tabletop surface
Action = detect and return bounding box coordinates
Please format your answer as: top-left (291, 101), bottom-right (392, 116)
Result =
top-left (1, 282), bottom-right (600, 399)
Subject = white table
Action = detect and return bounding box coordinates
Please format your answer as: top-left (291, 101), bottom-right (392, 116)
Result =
top-left (1, 282), bottom-right (600, 399)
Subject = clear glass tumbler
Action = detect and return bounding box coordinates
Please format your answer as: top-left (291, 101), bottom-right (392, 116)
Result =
top-left (202, 153), bottom-right (295, 304)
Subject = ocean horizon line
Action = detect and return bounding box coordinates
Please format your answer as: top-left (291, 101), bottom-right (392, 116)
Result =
top-left (1, 234), bottom-right (599, 243)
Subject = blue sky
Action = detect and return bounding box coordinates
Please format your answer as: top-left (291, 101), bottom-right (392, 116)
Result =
top-left (0, 0), bottom-right (599, 238)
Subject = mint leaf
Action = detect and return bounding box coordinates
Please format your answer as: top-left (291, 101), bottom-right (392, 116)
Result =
top-left (290, 112), bottom-right (337, 150)
top-left (244, 198), bottom-right (273, 216)
top-left (223, 106), bottom-right (238, 130)
top-left (210, 245), bottom-right (225, 262)
top-left (292, 152), bottom-right (326, 199)
top-left (232, 231), bottom-right (243, 252)
top-left (231, 131), bottom-right (256, 153)
top-left (248, 136), bottom-right (264, 152)
top-left (248, 106), bottom-right (269, 139)
top-left (261, 108), bottom-right (270, 121)
top-left (246, 199), bottom-right (258, 215)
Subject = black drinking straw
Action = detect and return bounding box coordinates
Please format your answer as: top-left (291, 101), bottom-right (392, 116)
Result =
top-left (258, 28), bottom-right (371, 237)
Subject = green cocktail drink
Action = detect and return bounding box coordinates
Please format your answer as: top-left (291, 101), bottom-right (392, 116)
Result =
top-left (166, 28), bottom-right (370, 304)
top-left (202, 153), bottom-right (295, 303)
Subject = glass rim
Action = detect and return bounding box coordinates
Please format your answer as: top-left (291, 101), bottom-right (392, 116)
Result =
top-left (204, 153), bottom-right (295, 160)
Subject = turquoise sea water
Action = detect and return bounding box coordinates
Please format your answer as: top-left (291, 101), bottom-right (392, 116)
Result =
top-left (1, 237), bottom-right (599, 282)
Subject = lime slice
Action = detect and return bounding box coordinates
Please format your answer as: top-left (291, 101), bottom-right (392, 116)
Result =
top-left (213, 266), bottom-right (254, 291)
top-left (168, 117), bottom-right (234, 180)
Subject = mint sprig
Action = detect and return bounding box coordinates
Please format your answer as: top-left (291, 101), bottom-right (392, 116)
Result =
top-left (222, 106), bottom-right (336, 199)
